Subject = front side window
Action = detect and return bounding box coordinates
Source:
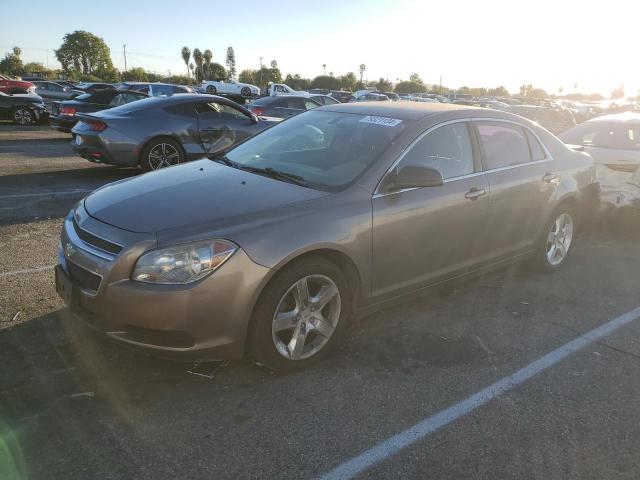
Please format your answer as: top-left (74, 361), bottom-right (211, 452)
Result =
top-left (476, 122), bottom-right (531, 169)
top-left (304, 99), bottom-right (320, 110)
top-left (197, 102), bottom-right (247, 120)
top-left (225, 110), bottom-right (406, 191)
top-left (399, 122), bottom-right (474, 180)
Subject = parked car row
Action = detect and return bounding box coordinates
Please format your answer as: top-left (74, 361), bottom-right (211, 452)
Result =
top-left (0, 91), bottom-right (48, 125)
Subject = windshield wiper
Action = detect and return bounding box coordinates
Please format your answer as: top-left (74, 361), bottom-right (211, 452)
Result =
top-left (210, 154), bottom-right (236, 168)
top-left (238, 166), bottom-right (307, 187)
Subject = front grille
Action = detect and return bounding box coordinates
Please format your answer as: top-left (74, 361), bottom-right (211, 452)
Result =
top-left (67, 261), bottom-right (101, 292)
top-left (73, 218), bottom-right (122, 255)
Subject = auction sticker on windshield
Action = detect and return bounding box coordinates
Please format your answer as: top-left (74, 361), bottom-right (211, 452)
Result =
top-left (359, 116), bottom-right (402, 127)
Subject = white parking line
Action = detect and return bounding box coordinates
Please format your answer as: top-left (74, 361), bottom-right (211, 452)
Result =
top-left (318, 306), bottom-right (640, 480)
top-left (0, 265), bottom-right (55, 278)
top-left (0, 190), bottom-right (92, 200)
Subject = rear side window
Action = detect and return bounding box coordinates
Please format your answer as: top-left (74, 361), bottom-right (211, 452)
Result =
top-left (304, 99), bottom-right (319, 110)
top-left (476, 122), bottom-right (531, 169)
top-left (400, 122), bottom-right (475, 180)
top-left (525, 129), bottom-right (546, 160)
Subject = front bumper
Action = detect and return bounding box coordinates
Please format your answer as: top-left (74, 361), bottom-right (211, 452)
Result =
top-left (55, 206), bottom-right (271, 361)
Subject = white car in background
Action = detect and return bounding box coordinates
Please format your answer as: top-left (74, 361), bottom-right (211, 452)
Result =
top-left (201, 78), bottom-right (260, 98)
top-left (560, 113), bottom-right (640, 211)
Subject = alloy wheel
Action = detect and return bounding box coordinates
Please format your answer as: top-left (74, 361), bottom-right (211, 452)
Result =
top-left (546, 213), bottom-right (574, 266)
top-left (271, 274), bottom-right (341, 360)
top-left (14, 108), bottom-right (33, 125)
top-left (148, 143), bottom-right (181, 170)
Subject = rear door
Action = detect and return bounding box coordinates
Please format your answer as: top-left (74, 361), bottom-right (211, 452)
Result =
top-left (196, 100), bottom-right (256, 155)
top-left (371, 121), bottom-right (490, 297)
top-left (474, 120), bottom-right (557, 258)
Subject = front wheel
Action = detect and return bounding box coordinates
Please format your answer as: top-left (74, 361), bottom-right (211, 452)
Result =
top-left (250, 258), bottom-right (349, 371)
top-left (240, 87), bottom-right (251, 97)
top-left (533, 207), bottom-right (575, 272)
top-left (206, 85), bottom-right (217, 94)
top-left (13, 107), bottom-right (34, 125)
top-left (140, 138), bottom-right (184, 171)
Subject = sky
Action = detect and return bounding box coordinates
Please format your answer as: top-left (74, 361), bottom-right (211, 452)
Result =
top-left (0, 0), bottom-right (638, 97)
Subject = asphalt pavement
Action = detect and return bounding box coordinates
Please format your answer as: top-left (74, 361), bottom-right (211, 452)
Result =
top-left (1, 124), bottom-right (640, 480)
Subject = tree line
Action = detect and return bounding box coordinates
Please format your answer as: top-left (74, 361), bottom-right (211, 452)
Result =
top-left (0, 31), bottom-right (630, 101)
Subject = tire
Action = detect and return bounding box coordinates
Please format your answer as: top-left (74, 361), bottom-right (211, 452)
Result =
top-left (206, 85), bottom-right (217, 94)
top-left (140, 137), bottom-right (184, 172)
top-left (13, 107), bottom-right (34, 125)
top-left (240, 87), bottom-right (251, 98)
top-left (250, 257), bottom-right (350, 371)
top-left (532, 205), bottom-right (576, 272)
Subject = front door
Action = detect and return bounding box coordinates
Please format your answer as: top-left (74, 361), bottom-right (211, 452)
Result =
top-left (196, 101), bottom-right (255, 155)
top-left (372, 121), bottom-right (490, 298)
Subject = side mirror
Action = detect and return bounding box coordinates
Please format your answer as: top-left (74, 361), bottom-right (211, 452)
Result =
top-left (250, 113), bottom-right (259, 123)
top-left (379, 163), bottom-right (444, 193)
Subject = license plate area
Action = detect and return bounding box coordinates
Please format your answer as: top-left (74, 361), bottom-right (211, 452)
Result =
top-left (55, 265), bottom-right (76, 307)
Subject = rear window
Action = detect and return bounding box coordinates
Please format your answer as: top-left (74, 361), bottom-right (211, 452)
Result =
top-left (74, 92), bottom-right (115, 104)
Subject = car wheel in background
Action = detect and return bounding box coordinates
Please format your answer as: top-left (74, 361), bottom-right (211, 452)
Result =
top-left (241, 87), bottom-right (251, 97)
top-left (250, 257), bottom-right (350, 371)
top-left (140, 137), bottom-right (184, 171)
top-left (13, 107), bottom-right (34, 125)
top-left (533, 206), bottom-right (576, 272)
top-left (206, 85), bottom-right (217, 94)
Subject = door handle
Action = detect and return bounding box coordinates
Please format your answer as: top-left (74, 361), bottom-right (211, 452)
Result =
top-left (542, 172), bottom-right (560, 183)
top-left (464, 187), bottom-right (487, 200)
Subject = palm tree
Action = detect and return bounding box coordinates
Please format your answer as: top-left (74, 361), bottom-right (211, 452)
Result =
top-left (322, 63), bottom-right (327, 75)
top-left (12, 46), bottom-right (21, 58)
top-left (181, 47), bottom-right (191, 78)
top-left (203, 49), bottom-right (213, 80)
top-left (359, 64), bottom-right (366, 84)
top-left (192, 48), bottom-right (204, 81)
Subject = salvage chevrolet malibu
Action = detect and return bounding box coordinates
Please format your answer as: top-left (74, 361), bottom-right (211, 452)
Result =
top-left (55, 102), bottom-right (595, 370)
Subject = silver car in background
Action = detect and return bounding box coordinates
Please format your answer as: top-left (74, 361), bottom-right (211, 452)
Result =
top-left (560, 112), bottom-right (640, 211)
top-left (56, 103), bottom-right (595, 370)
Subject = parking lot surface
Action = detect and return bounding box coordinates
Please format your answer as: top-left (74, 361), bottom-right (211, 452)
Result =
top-left (2, 125), bottom-right (640, 479)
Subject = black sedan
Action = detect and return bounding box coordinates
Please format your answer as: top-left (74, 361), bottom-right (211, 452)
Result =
top-left (51, 89), bottom-right (148, 132)
top-left (248, 95), bottom-right (321, 118)
top-left (0, 91), bottom-right (49, 125)
top-left (70, 94), bottom-right (281, 171)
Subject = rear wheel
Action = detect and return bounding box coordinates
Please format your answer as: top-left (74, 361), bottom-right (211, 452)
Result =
top-left (250, 258), bottom-right (349, 371)
top-left (533, 206), bottom-right (575, 272)
top-left (206, 85), bottom-right (217, 94)
top-left (240, 87), bottom-right (251, 97)
top-left (140, 138), bottom-right (184, 171)
top-left (13, 107), bottom-right (34, 125)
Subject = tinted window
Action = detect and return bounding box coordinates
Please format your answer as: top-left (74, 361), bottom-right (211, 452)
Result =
top-left (75, 92), bottom-right (115, 104)
top-left (109, 92), bottom-right (145, 106)
top-left (197, 102), bottom-right (247, 120)
top-left (525, 129), bottom-right (546, 160)
top-left (477, 122), bottom-right (531, 169)
top-left (225, 110), bottom-right (406, 191)
top-left (400, 122), bottom-right (474, 179)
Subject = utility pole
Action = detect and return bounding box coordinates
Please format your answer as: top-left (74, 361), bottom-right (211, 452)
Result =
top-left (439, 74), bottom-right (442, 94)
top-left (259, 57), bottom-right (263, 69)
top-left (123, 44), bottom-right (127, 72)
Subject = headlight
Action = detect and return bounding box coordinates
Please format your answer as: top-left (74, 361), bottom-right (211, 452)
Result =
top-left (132, 239), bottom-right (237, 284)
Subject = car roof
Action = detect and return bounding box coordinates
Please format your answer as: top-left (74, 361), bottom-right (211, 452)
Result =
top-left (586, 112), bottom-right (640, 124)
top-left (321, 101), bottom-right (480, 120)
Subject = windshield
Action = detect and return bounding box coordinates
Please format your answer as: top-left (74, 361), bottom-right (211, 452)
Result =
top-left (225, 110), bottom-right (406, 191)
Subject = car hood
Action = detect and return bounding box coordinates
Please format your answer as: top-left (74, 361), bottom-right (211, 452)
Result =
top-left (84, 159), bottom-right (328, 233)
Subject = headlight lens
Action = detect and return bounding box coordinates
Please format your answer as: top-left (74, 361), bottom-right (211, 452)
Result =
top-left (132, 240), bottom-right (237, 284)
